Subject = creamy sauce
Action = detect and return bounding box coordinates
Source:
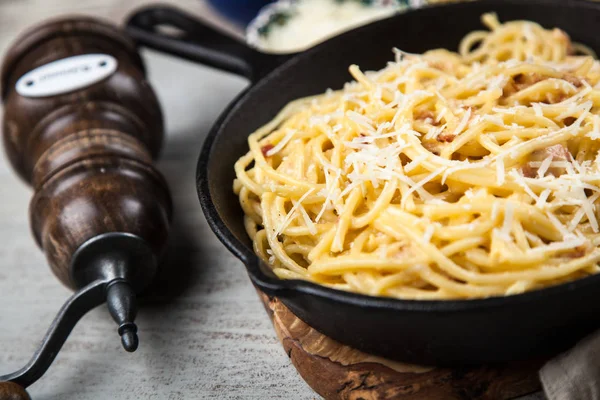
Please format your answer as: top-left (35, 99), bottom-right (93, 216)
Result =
top-left (249, 0), bottom-right (401, 53)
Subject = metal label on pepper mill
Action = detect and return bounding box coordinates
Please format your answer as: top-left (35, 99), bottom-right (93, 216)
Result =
top-left (15, 54), bottom-right (118, 98)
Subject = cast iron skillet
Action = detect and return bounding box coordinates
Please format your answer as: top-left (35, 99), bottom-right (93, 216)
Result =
top-left (127, 0), bottom-right (600, 366)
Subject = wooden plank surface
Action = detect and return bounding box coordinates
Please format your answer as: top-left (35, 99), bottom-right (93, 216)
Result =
top-left (0, 1), bottom-right (544, 399)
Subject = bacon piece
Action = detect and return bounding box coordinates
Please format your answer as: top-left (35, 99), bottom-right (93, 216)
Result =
top-left (544, 144), bottom-right (571, 161)
top-left (516, 73), bottom-right (547, 89)
top-left (503, 70), bottom-right (584, 102)
top-left (546, 92), bottom-right (569, 104)
top-left (566, 243), bottom-right (592, 259)
top-left (415, 109), bottom-right (440, 127)
top-left (563, 74), bottom-right (583, 88)
top-left (414, 109), bottom-right (440, 125)
top-left (523, 144), bottom-right (572, 177)
top-left (437, 132), bottom-right (455, 143)
top-left (522, 164), bottom-right (537, 178)
top-left (567, 248), bottom-right (586, 259)
top-left (503, 73), bottom-right (552, 98)
top-left (416, 110), bottom-right (435, 120)
top-left (429, 60), bottom-right (453, 72)
top-left (423, 141), bottom-right (441, 156)
top-left (261, 144), bottom-right (274, 157)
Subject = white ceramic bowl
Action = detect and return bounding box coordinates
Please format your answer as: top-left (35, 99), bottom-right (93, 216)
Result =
top-left (246, 0), bottom-right (431, 53)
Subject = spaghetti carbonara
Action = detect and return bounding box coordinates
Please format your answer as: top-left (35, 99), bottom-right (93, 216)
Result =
top-left (234, 14), bottom-right (600, 299)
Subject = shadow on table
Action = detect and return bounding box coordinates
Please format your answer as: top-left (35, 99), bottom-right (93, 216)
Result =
top-left (139, 127), bottom-right (214, 306)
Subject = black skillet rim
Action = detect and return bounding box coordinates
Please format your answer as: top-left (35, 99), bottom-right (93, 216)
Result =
top-left (197, 0), bottom-right (600, 313)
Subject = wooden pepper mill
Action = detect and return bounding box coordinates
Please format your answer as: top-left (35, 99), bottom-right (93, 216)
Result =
top-left (0, 16), bottom-right (172, 399)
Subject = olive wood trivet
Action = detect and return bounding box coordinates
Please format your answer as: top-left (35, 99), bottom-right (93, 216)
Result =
top-left (258, 292), bottom-right (546, 400)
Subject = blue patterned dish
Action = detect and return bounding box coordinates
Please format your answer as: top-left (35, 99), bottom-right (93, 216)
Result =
top-left (207, 0), bottom-right (274, 25)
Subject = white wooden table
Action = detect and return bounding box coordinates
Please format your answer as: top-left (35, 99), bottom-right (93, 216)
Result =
top-left (0, 1), bottom-right (544, 399)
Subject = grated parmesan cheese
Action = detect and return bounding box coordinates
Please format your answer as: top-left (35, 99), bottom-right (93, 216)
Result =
top-left (423, 224), bottom-right (435, 243)
top-left (499, 201), bottom-right (514, 241)
top-left (276, 188), bottom-right (315, 237)
top-left (496, 157), bottom-right (505, 186)
top-left (537, 156), bottom-right (554, 178)
top-left (452, 107), bottom-right (472, 138)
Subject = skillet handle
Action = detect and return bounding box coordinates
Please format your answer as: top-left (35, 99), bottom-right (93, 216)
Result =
top-left (125, 4), bottom-right (289, 82)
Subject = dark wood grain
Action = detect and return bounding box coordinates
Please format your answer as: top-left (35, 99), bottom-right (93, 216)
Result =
top-left (0, 382), bottom-right (30, 400)
top-left (1, 19), bottom-right (163, 181)
top-left (259, 292), bottom-right (544, 400)
top-left (1, 17), bottom-right (171, 289)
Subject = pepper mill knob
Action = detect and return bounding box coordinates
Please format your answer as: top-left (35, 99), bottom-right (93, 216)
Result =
top-left (1, 16), bottom-right (172, 359)
top-left (0, 382), bottom-right (30, 400)
top-left (107, 280), bottom-right (139, 352)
